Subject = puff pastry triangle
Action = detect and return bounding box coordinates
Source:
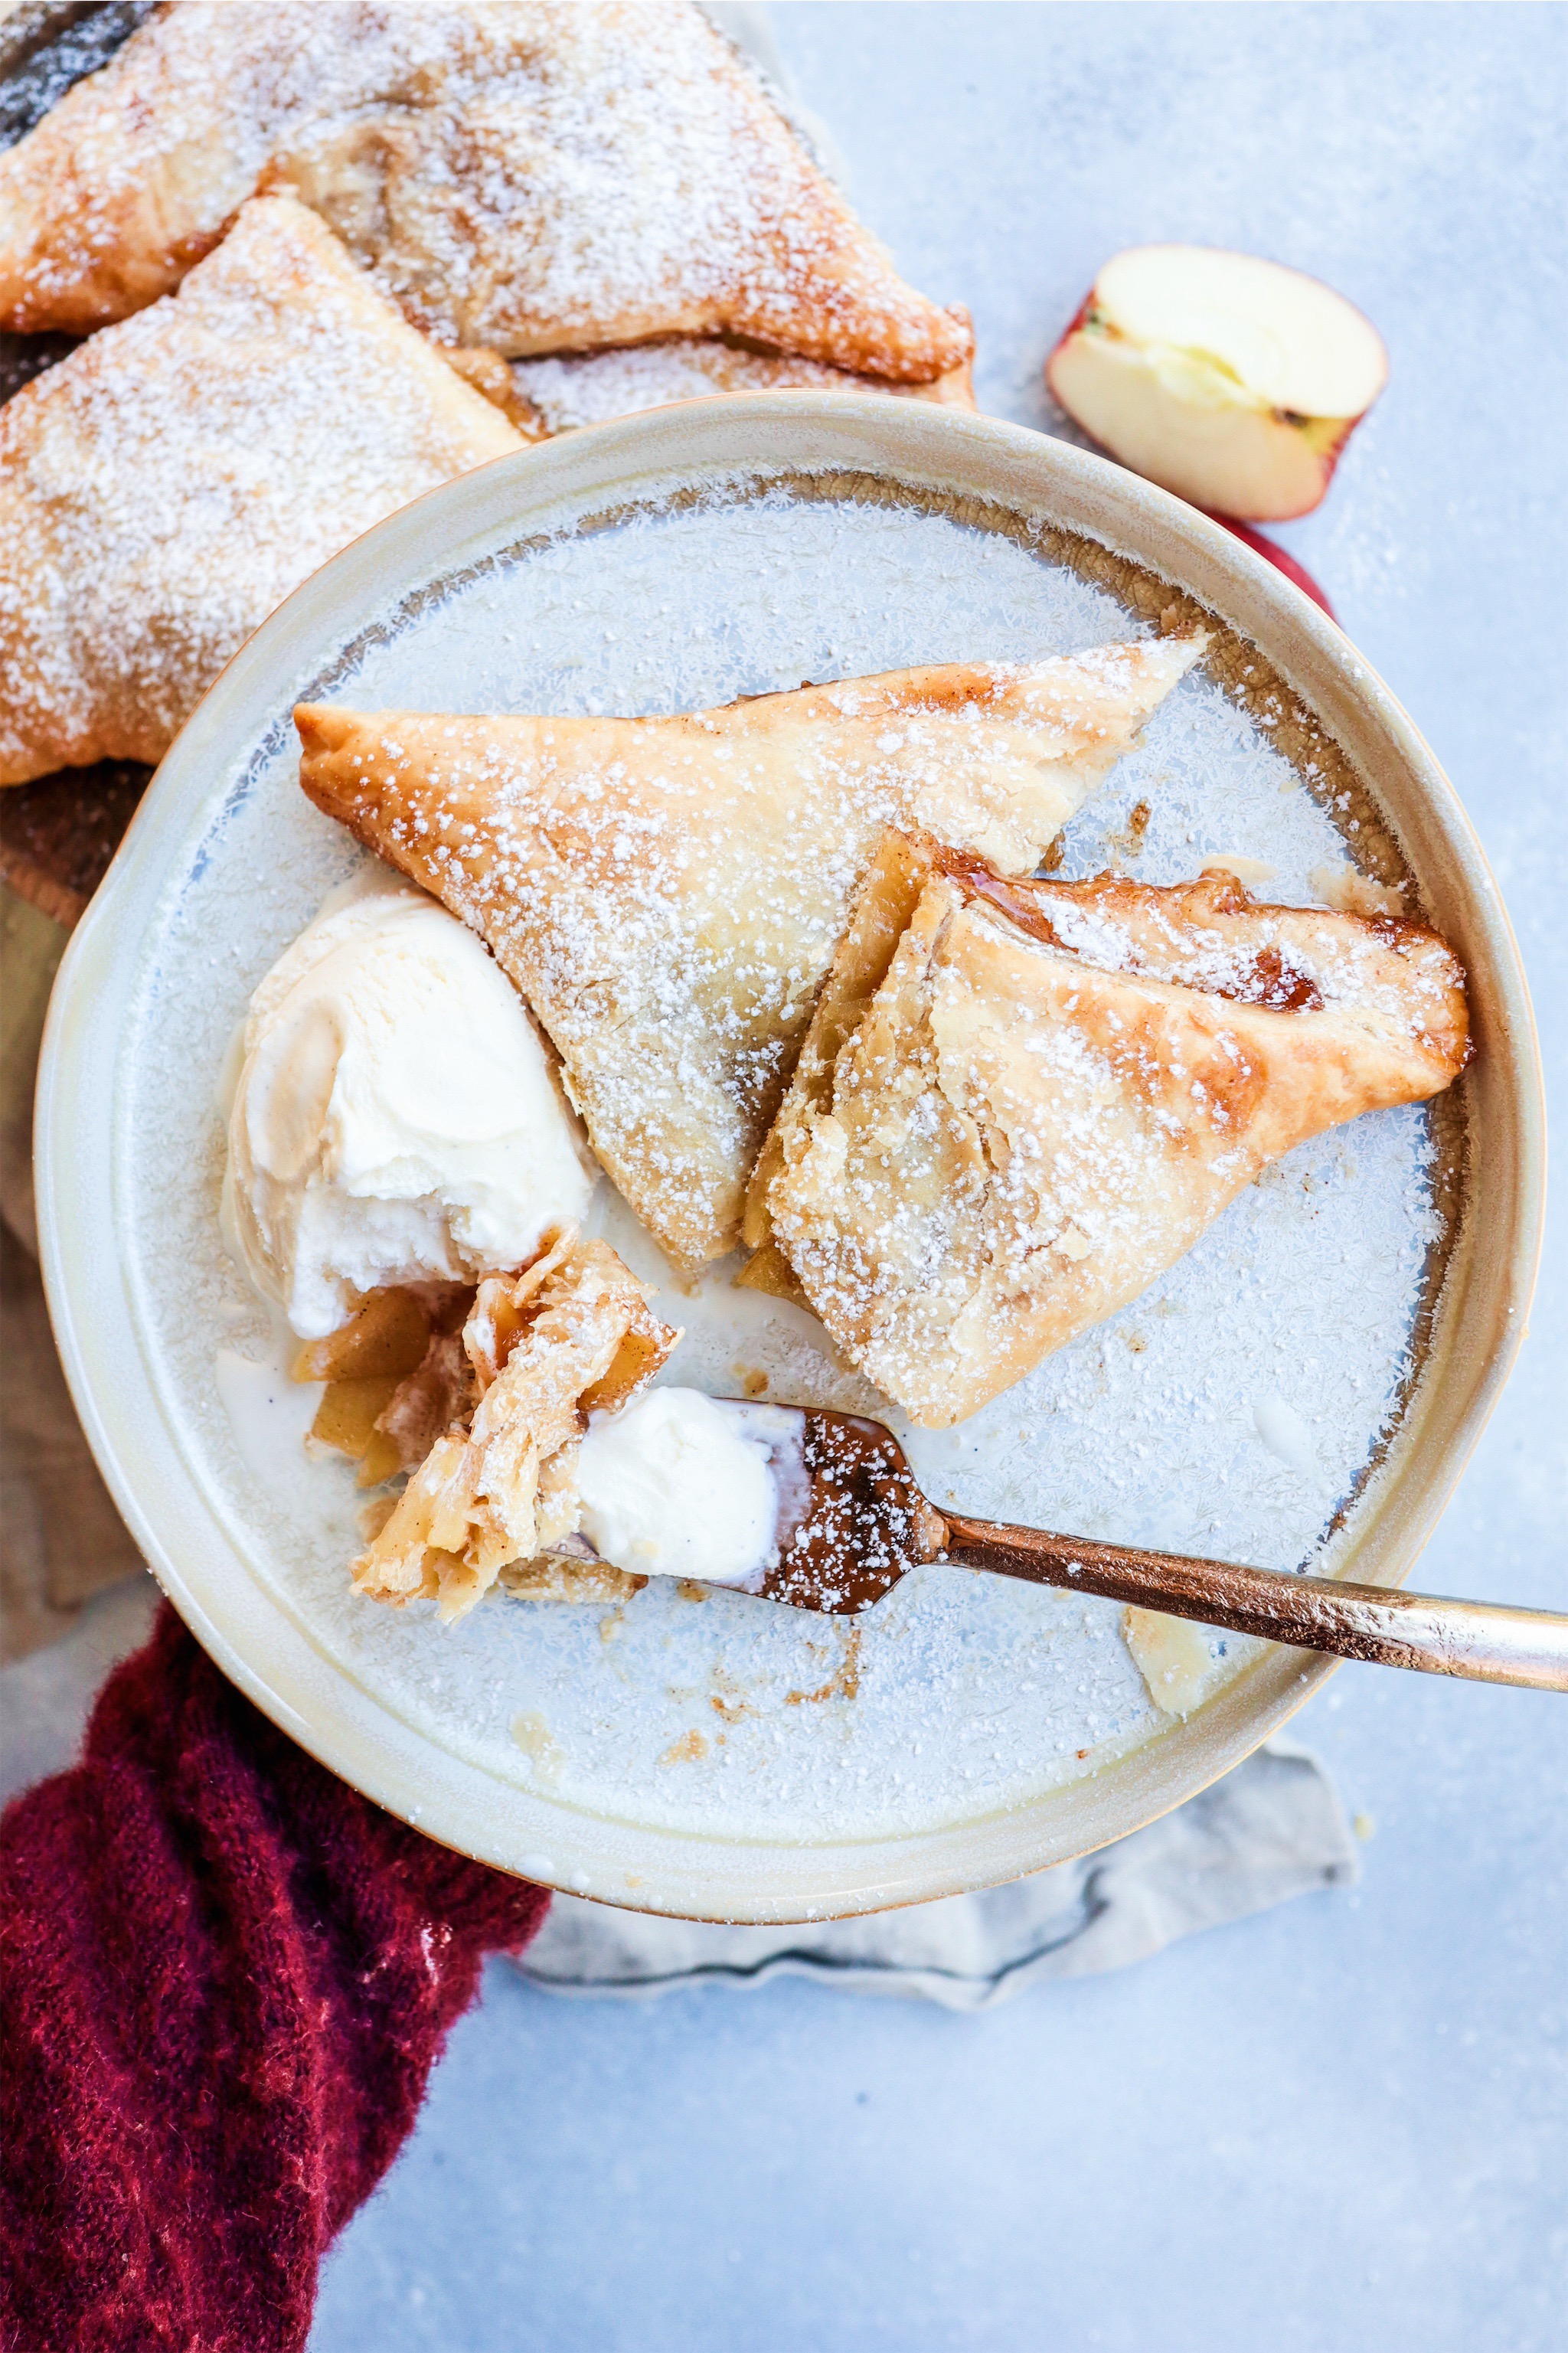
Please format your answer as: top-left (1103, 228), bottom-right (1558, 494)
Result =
top-left (296, 636), bottom-right (1201, 1270)
top-left (750, 833), bottom-right (1468, 1426)
top-left (0, 0), bottom-right (971, 382)
top-left (0, 195), bottom-right (521, 785)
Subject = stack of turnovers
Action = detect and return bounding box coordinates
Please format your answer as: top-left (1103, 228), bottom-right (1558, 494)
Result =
top-left (295, 636), bottom-right (1203, 1270)
top-left (745, 833), bottom-right (1469, 1424)
top-left (0, 0), bottom-right (973, 786)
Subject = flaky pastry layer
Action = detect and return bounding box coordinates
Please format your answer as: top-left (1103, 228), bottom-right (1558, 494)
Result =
top-left (507, 338), bottom-right (977, 437)
top-left (355, 1230), bottom-right (678, 1623)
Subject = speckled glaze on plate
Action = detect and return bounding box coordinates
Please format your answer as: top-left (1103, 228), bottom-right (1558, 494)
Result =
top-left (37, 398), bottom-right (1542, 1920)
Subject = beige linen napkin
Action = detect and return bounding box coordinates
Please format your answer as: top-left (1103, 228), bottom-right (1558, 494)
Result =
top-left (516, 1744), bottom-right (1355, 2009)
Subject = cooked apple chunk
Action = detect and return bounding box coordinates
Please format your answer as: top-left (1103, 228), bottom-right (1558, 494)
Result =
top-left (296, 1281), bottom-right (473, 1489)
top-left (353, 1231), bottom-right (678, 1623)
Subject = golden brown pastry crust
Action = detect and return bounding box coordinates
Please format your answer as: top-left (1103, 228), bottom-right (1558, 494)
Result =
top-left (0, 0), bottom-right (971, 381)
top-left (0, 195), bottom-right (521, 786)
top-left (755, 840), bottom-right (1468, 1427)
top-left (354, 1230), bottom-right (678, 1622)
top-left (296, 638), bottom-right (1200, 1270)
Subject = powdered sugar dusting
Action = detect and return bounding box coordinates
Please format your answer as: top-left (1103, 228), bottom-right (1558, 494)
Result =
top-left (0, 0), bottom-right (968, 377)
top-left (766, 868), bottom-right (1458, 1431)
top-left (0, 195), bottom-right (518, 779)
top-left (1027, 873), bottom-right (1461, 1041)
top-left (119, 482), bottom-right (1450, 1842)
top-left (300, 638), bottom-right (1194, 1269)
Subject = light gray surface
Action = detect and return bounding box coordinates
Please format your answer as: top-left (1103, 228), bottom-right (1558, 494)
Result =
top-left (309, 8), bottom-right (1568, 2348)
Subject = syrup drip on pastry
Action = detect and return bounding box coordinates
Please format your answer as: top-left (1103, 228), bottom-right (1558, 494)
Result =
top-left (929, 844), bottom-right (1332, 1015)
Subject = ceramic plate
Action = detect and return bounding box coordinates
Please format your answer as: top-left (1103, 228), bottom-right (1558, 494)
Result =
top-left (38, 398), bottom-right (1543, 1920)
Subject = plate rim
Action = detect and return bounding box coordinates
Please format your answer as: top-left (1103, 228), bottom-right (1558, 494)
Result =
top-left (36, 394), bottom-right (1546, 1923)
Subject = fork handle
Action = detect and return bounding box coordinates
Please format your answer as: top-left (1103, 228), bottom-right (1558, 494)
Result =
top-left (940, 1515), bottom-right (1568, 1691)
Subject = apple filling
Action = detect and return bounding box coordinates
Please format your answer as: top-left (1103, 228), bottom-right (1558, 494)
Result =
top-left (301, 1229), bottom-right (680, 1623)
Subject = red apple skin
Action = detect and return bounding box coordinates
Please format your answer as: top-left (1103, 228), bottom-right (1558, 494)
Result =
top-left (1202, 515), bottom-right (1337, 622)
top-left (1044, 297), bottom-right (1096, 415)
top-left (1044, 315), bottom-right (1373, 522)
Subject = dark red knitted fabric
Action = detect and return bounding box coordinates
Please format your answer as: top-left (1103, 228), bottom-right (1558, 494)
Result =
top-left (0, 1601), bottom-right (550, 2352)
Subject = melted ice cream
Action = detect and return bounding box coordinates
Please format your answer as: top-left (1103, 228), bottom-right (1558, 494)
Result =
top-left (221, 868), bottom-right (591, 1337)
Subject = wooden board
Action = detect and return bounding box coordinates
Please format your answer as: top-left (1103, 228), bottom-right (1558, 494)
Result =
top-left (0, 2), bottom-right (152, 928)
top-left (0, 763), bottom-right (151, 927)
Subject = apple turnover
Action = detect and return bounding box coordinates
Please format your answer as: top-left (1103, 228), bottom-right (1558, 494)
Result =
top-left (0, 195), bottom-right (521, 785)
top-left (0, 0), bottom-right (970, 384)
top-left (354, 1228), bottom-right (679, 1623)
top-left (296, 636), bottom-right (1201, 1270)
top-left (747, 833), bottom-right (1468, 1427)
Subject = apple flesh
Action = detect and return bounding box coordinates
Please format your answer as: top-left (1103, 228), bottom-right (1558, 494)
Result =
top-left (1047, 245), bottom-right (1387, 521)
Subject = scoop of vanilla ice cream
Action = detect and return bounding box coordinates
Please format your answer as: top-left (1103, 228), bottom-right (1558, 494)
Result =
top-left (221, 869), bottom-right (593, 1337)
top-left (577, 1389), bottom-right (779, 1587)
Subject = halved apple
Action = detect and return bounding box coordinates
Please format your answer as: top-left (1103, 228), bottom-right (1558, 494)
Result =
top-left (1047, 245), bottom-right (1387, 521)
